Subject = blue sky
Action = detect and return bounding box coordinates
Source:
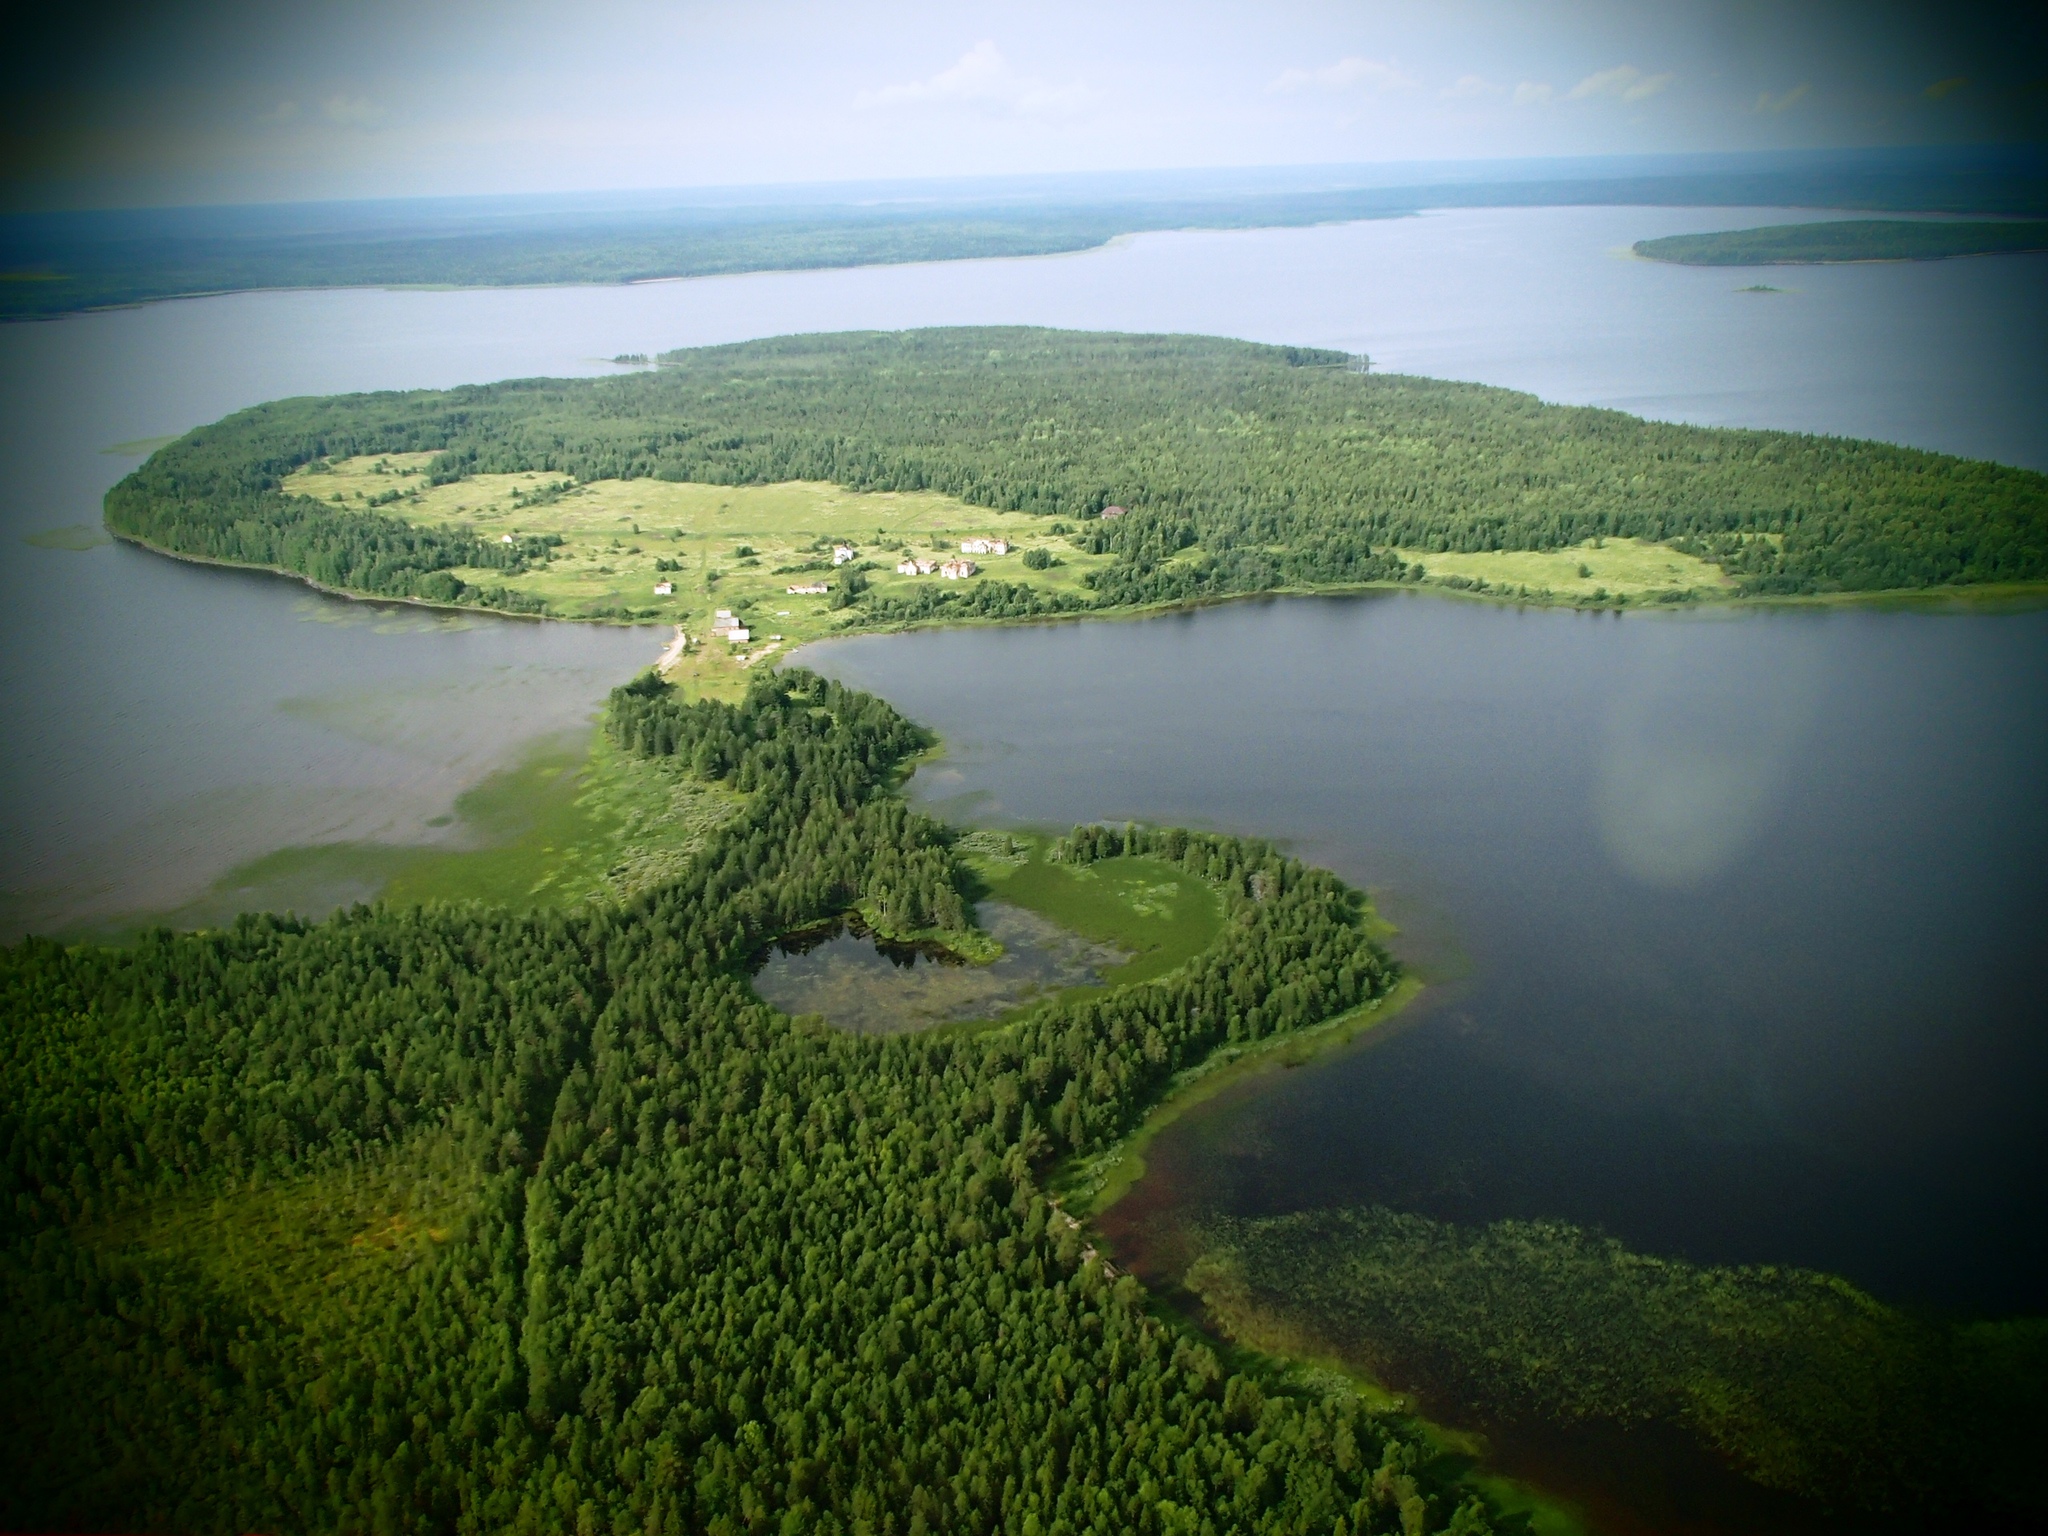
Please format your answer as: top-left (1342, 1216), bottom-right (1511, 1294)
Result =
top-left (3, 0), bottom-right (2042, 208)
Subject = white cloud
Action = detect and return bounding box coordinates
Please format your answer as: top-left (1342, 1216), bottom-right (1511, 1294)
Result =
top-left (1441, 74), bottom-right (1497, 100)
top-left (1754, 83), bottom-right (1810, 114)
top-left (1512, 81), bottom-right (1555, 107)
top-left (1567, 65), bottom-right (1674, 103)
top-left (1270, 56), bottom-right (1419, 94)
top-left (321, 94), bottom-right (383, 126)
top-left (855, 40), bottom-right (1090, 116)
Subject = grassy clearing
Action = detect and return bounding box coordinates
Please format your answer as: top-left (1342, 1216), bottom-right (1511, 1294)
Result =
top-left (1395, 535), bottom-right (1734, 605)
top-left (285, 455), bottom-right (1111, 697)
top-left (961, 838), bottom-right (1223, 991)
top-left (79, 1133), bottom-right (481, 1330)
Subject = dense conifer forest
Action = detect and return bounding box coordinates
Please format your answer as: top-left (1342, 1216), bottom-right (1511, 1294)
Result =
top-left (105, 328), bottom-right (2048, 612)
top-left (0, 668), bottom-right (1489, 1536)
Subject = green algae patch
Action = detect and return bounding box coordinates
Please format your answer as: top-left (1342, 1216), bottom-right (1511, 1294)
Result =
top-left (165, 727), bottom-right (739, 927)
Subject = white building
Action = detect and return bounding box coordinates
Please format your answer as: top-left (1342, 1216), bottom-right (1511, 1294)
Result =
top-left (726, 627), bottom-right (751, 644)
top-left (832, 544), bottom-right (857, 565)
top-left (960, 537), bottom-right (1011, 556)
top-left (710, 608), bottom-right (738, 634)
top-left (653, 580), bottom-right (674, 596)
top-left (940, 558), bottom-right (978, 579)
top-left (787, 581), bottom-right (830, 595)
top-left (1100, 505), bottom-right (1127, 519)
top-left (897, 557), bottom-right (941, 576)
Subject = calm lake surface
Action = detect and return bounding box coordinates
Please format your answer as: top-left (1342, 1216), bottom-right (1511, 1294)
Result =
top-left (4, 204), bottom-right (2043, 937)
top-left (806, 595), bottom-right (2048, 1318)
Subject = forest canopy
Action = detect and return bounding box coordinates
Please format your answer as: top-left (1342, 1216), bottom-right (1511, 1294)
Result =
top-left (105, 327), bottom-right (2048, 611)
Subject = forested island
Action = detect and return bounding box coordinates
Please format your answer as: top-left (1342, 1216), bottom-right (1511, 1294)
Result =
top-left (105, 328), bottom-right (2048, 667)
top-left (1635, 218), bottom-right (2048, 265)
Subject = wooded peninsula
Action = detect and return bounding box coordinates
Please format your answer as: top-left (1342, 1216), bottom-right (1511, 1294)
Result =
top-left (1635, 218), bottom-right (2048, 265)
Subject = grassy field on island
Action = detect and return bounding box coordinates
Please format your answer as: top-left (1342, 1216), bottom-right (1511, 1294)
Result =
top-left (1395, 535), bottom-right (1734, 604)
top-left (285, 453), bottom-right (1112, 697)
top-left (1635, 219), bottom-right (2048, 265)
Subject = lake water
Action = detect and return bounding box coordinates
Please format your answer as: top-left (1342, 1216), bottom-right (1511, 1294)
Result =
top-left (4, 204), bottom-right (2043, 938)
top-left (806, 595), bottom-right (2048, 1318)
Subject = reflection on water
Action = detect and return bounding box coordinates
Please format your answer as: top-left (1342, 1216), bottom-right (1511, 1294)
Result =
top-left (1592, 619), bottom-right (1827, 889)
top-left (751, 901), bottom-right (1125, 1034)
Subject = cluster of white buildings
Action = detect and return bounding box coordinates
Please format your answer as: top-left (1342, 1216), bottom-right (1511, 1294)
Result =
top-left (709, 609), bottom-right (751, 644)
top-left (960, 537), bottom-right (1011, 556)
top-left (896, 556), bottom-right (979, 579)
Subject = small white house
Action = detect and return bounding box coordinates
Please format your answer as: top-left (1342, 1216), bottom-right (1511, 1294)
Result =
top-left (710, 608), bottom-right (737, 632)
top-left (653, 580), bottom-right (674, 596)
top-left (940, 558), bottom-right (978, 579)
top-left (897, 558), bottom-right (921, 575)
top-left (832, 544), bottom-right (857, 565)
top-left (787, 581), bottom-right (830, 595)
top-left (726, 627), bottom-right (751, 644)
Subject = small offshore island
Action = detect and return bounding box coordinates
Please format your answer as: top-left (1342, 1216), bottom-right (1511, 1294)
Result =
top-left (1635, 218), bottom-right (2048, 265)
top-left (7, 326), bottom-right (2047, 1536)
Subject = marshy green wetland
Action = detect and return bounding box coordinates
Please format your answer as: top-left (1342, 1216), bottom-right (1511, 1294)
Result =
top-left (7, 305), bottom-right (2047, 1536)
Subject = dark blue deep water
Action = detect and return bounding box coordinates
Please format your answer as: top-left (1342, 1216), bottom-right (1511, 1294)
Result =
top-left (809, 594), bottom-right (2048, 1316)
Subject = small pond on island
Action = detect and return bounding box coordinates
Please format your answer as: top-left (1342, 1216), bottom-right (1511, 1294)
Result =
top-left (750, 901), bottom-right (1127, 1034)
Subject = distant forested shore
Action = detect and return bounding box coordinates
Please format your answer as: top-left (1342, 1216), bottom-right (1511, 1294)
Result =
top-left (106, 328), bottom-right (2048, 621)
top-left (1636, 218), bottom-right (2048, 265)
top-left (9, 162), bottom-right (2046, 320)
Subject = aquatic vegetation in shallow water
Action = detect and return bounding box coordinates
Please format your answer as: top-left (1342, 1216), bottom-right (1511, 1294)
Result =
top-left (751, 901), bottom-right (1126, 1034)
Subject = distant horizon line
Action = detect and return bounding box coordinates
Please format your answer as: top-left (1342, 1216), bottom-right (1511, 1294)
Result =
top-left (8, 140), bottom-right (2044, 223)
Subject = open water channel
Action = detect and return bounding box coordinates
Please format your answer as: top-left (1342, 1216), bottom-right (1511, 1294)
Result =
top-left (2, 201), bottom-right (2043, 1526)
